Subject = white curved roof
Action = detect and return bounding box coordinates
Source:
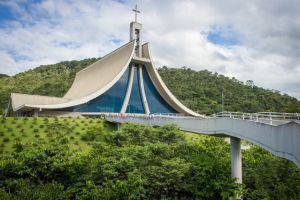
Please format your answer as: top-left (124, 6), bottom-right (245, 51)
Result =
top-left (64, 41), bottom-right (135, 100)
top-left (141, 43), bottom-right (201, 117)
top-left (11, 40), bottom-right (135, 111)
top-left (11, 40), bottom-right (201, 117)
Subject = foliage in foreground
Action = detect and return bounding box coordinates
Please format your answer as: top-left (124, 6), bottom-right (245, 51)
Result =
top-left (0, 123), bottom-right (237, 199)
top-left (0, 122), bottom-right (299, 199)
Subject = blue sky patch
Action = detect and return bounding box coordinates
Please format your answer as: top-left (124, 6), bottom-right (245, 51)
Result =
top-left (7, 49), bottom-right (30, 62)
top-left (58, 41), bottom-right (81, 49)
top-left (0, 4), bottom-right (18, 22)
top-left (207, 28), bottom-right (240, 46)
top-left (109, 37), bottom-right (122, 45)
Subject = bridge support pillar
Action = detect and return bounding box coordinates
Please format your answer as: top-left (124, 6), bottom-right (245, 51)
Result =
top-left (230, 137), bottom-right (242, 184)
top-left (231, 137), bottom-right (242, 199)
top-left (116, 123), bottom-right (122, 131)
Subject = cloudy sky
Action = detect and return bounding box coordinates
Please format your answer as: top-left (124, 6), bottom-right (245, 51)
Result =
top-left (0, 0), bottom-right (300, 99)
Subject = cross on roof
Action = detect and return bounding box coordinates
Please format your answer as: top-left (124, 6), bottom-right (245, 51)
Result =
top-left (132, 4), bottom-right (140, 22)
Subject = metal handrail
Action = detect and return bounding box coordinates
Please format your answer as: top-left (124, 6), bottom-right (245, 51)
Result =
top-left (213, 111), bottom-right (300, 125)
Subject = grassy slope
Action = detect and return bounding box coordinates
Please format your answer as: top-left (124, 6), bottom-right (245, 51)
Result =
top-left (0, 116), bottom-right (205, 155)
top-left (0, 117), bottom-right (115, 154)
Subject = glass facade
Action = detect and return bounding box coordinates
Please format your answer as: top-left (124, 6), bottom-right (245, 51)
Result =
top-left (73, 67), bottom-right (130, 113)
top-left (142, 66), bottom-right (178, 114)
top-left (126, 66), bottom-right (145, 113)
top-left (70, 65), bottom-right (177, 114)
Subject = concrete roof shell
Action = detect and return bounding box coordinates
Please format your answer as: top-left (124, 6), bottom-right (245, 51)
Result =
top-left (10, 40), bottom-right (201, 117)
top-left (141, 43), bottom-right (201, 117)
top-left (11, 40), bottom-right (135, 111)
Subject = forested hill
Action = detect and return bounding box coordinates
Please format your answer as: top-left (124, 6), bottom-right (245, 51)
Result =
top-left (0, 74), bottom-right (9, 78)
top-left (0, 59), bottom-right (299, 114)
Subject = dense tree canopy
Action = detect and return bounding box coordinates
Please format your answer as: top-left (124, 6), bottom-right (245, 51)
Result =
top-left (0, 123), bottom-right (239, 199)
top-left (158, 66), bottom-right (300, 114)
top-left (0, 74), bottom-right (9, 78)
top-left (0, 121), bottom-right (299, 199)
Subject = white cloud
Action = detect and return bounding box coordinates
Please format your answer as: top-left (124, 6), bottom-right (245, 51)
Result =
top-left (0, 0), bottom-right (299, 99)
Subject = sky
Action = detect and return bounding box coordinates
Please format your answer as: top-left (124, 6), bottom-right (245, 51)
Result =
top-left (0, 0), bottom-right (300, 99)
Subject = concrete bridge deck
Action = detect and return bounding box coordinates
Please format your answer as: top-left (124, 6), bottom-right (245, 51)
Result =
top-left (105, 113), bottom-right (300, 169)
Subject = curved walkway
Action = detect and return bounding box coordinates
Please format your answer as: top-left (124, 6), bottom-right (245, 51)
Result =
top-left (106, 114), bottom-right (300, 168)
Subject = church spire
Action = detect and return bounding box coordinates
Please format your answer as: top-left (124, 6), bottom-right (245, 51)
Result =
top-left (130, 4), bottom-right (142, 57)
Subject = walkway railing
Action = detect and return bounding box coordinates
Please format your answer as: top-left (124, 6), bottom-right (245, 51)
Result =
top-left (101, 111), bottom-right (299, 126)
top-left (213, 111), bottom-right (300, 125)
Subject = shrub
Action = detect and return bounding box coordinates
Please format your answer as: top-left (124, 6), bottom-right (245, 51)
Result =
top-left (33, 117), bottom-right (38, 124)
top-left (3, 137), bottom-right (9, 143)
top-left (81, 129), bottom-right (99, 141)
top-left (39, 124), bottom-right (44, 128)
top-left (0, 132), bottom-right (4, 137)
top-left (34, 134), bottom-right (39, 138)
top-left (70, 136), bottom-right (74, 140)
top-left (1, 117), bottom-right (6, 123)
top-left (14, 137), bottom-right (21, 142)
top-left (14, 142), bottom-right (23, 153)
top-left (33, 129), bottom-right (39, 133)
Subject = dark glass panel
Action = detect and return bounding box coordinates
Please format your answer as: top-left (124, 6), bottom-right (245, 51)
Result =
top-left (73, 67), bottom-right (130, 113)
top-left (142, 66), bottom-right (178, 114)
top-left (126, 66), bottom-right (145, 113)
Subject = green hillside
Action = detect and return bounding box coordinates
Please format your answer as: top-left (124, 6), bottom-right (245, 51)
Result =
top-left (0, 116), bottom-right (299, 199)
top-left (1, 59), bottom-right (299, 115)
top-left (0, 116), bottom-right (113, 154)
top-left (0, 74), bottom-right (9, 78)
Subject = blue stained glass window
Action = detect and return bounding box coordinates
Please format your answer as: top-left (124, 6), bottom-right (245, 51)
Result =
top-left (126, 66), bottom-right (145, 113)
top-left (73, 67), bottom-right (130, 113)
top-left (142, 66), bottom-right (178, 114)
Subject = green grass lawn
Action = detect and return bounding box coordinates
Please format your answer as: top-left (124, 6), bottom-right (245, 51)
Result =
top-left (0, 116), bottom-right (116, 154)
top-left (0, 116), bottom-right (211, 155)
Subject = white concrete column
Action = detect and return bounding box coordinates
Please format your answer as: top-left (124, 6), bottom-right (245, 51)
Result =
top-left (33, 109), bottom-right (39, 117)
top-left (116, 123), bottom-right (122, 131)
top-left (138, 64), bottom-right (150, 114)
top-left (120, 64), bottom-right (135, 113)
top-left (230, 137), bottom-right (242, 184)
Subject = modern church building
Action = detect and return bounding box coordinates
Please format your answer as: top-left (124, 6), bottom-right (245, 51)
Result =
top-left (7, 8), bottom-right (199, 117)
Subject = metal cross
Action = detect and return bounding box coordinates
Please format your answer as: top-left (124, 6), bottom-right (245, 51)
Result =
top-left (132, 4), bottom-right (140, 22)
